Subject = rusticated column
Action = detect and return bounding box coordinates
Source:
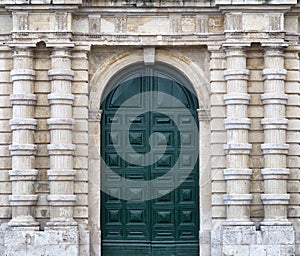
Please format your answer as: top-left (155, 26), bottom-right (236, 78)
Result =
top-left (46, 46), bottom-right (77, 227)
top-left (222, 44), bottom-right (253, 225)
top-left (261, 44), bottom-right (290, 225)
top-left (8, 46), bottom-right (39, 229)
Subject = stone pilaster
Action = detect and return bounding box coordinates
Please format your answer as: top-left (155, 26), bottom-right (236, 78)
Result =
top-left (197, 106), bottom-right (211, 256)
top-left (222, 44), bottom-right (253, 225)
top-left (46, 46), bottom-right (77, 227)
top-left (261, 44), bottom-right (290, 226)
top-left (8, 46), bottom-right (39, 229)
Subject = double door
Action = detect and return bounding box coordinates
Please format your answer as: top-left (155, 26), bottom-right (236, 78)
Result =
top-left (101, 69), bottom-right (199, 256)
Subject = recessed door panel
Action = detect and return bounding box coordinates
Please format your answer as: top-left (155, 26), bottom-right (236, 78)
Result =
top-left (101, 67), bottom-right (199, 256)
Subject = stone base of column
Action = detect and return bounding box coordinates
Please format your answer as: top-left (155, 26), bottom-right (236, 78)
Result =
top-left (4, 228), bottom-right (79, 255)
top-left (221, 225), bottom-right (295, 255)
top-left (223, 194), bottom-right (254, 226)
top-left (261, 194), bottom-right (291, 226)
top-left (46, 195), bottom-right (77, 228)
top-left (8, 195), bottom-right (39, 230)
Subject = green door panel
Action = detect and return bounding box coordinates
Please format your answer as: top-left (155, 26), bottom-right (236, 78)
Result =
top-left (101, 67), bottom-right (199, 256)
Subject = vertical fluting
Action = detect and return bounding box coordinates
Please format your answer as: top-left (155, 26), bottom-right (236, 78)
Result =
top-left (9, 47), bottom-right (39, 228)
top-left (261, 45), bottom-right (290, 225)
top-left (223, 44), bottom-right (253, 225)
top-left (46, 47), bottom-right (77, 227)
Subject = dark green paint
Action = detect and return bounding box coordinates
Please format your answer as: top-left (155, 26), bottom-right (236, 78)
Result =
top-left (101, 66), bottom-right (199, 256)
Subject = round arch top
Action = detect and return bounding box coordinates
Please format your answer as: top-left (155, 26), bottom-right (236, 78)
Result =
top-left (100, 63), bottom-right (199, 110)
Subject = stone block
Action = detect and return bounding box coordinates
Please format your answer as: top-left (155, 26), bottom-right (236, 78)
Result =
top-left (36, 94), bottom-right (49, 106)
top-left (210, 70), bottom-right (225, 81)
top-left (75, 182), bottom-right (88, 194)
top-left (286, 82), bottom-right (300, 94)
top-left (249, 132), bottom-right (264, 143)
top-left (72, 15), bottom-right (89, 34)
top-left (261, 226), bottom-right (295, 245)
top-left (212, 206), bottom-right (226, 218)
top-left (211, 169), bottom-right (224, 181)
top-left (0, 59), bottom-right (12, 71)
top-left (0, 108), bottom-right (11, 119)
top-left (73, 107), bottom-right (88, 119)
top-left (0, 132), bottom-right (11, 144)
top-left (74, 71), bottom-right (89, 82)
top-left (287, 132), bottom-right (300, 143)
top-left (288, 181), bottom-right (300, 193)
top-left (35, 59), bottom-right (51, 71)
top-left (211, 156), bottom-right (226, 168)
top-left (211, 132), bottom-right (226, 143)
top-left (250, 245), bottom-right (267, 256)
top-left (211, 82), bottom-right (226, 93)
top-left (288, 120), bottom-right (300, 131)
top-left (76, 194), bottom-right (88, 206)
top-left (223, 245), bottom-right (250, 256)
top-left (74, 156), bottom-right (88, 169)
top-left (74, 95), bottom-right (89, 107)
top-left (35, 106), bottom-right (50, 119)
top-left (79, 232), bottom-right (90, 256)
top-left (248, 82), bottom-right (264, 93)
top-left (210, 58), bottom-right (226, 70)
top-left (211, 118), bottom-right (225, 131)
top-left (0, 157), bottom-right (11, 169)
top-left (248, 70), bottom-right (262, 82)
top-left (212, 194), bottom-right (224, 205)
top-left (211, 94), bottom-right (225, 106)
top-left (34, 131), bottom-right (50, 144)
top-left (35, 156), bottom-right (50, 169)
top-left (285, 58), bottom-right (299, 71)
top-left (72, 82), bottom-right (89, 95)
top-left (211, 144), bottom-right (225, 156)
top-left (211, 106), bottom-right (226, 118)
top-left (248, 106), bottom-right (264, 118)
top-left (74, 120), bottom-right (88, 132)
top-left (35, 82), bottom-right (50, 93)
top-left (0, 83), bottom-right (12, 95)
top-left (75, 144), bottom-right (89, 157)
top-left (287, 70), bottom-right (300, 81)
top-left (73, 132), bottom-right (88, 144)
top-left (35, 70), bottom-right (49, 81)
top-left (250, 182), bottom-right (263, 194)
top-left (74, 206), bottom-right (88, 218)
top-left (289, 144), bottom-right (300, 156)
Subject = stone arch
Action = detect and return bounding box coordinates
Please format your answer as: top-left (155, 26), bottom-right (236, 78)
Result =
top-left (88, 48), bottom-right (211, 256)
top-left (89, 48), bottom-right (210, 113)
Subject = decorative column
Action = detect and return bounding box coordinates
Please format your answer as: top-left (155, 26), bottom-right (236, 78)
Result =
top-left (261, 44), bottom-right (290, 225)
top-left (8, 46), bottom-right (39, 229)
top-left (222, 44), bottom-right (253, 225)
top-left (46, 46), bottom-right (77, 227)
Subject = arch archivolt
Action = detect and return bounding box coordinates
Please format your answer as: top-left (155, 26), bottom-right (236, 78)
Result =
top-left (87, 48), bottom-right (211, 256)
top-left (89, 48), bottom-right (210, 112)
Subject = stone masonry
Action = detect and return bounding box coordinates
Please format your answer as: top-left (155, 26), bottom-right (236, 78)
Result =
top-left (0, 0), bottom-right (299, 255)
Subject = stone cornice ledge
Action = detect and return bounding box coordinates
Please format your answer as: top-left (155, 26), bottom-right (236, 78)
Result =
top-left (216, 0), bottom-right (297, 13)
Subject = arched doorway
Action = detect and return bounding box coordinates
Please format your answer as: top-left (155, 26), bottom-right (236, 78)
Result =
top-left (100, 64), bottom-right (199, 256)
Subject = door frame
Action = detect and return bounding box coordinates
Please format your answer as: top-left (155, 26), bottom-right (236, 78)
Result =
top-left (88, 48), bottom-right (211, 256)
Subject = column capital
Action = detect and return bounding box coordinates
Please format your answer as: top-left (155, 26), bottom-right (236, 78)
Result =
top-left (207, 44), bottom-right (222, 52)
top-left (8, 42), bottom-right (36, 49)
top-left (197, 107), bottom-right (210, 121)
top-left (261, 42), bottom-right (288, 49)
top-left (89, 110), bottom-right (103, 123)
top-left (222, 43), bottom-right (251, 52)
top-left (46, 42), bottom-right (75, 49)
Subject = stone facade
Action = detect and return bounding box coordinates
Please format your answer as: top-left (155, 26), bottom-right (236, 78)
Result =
top-left (0, 0), bottom-right (299, 255)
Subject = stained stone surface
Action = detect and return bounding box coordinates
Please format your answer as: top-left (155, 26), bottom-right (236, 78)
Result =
top-left (0, 0), bottom-right (299, 255)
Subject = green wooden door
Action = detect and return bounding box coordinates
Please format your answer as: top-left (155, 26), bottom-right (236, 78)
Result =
top-left (101, 67), bottom-right (199, 256)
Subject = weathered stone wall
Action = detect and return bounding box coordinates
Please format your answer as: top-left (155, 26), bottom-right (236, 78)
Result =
top-left (0, 0), bottom-right (298, 255)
